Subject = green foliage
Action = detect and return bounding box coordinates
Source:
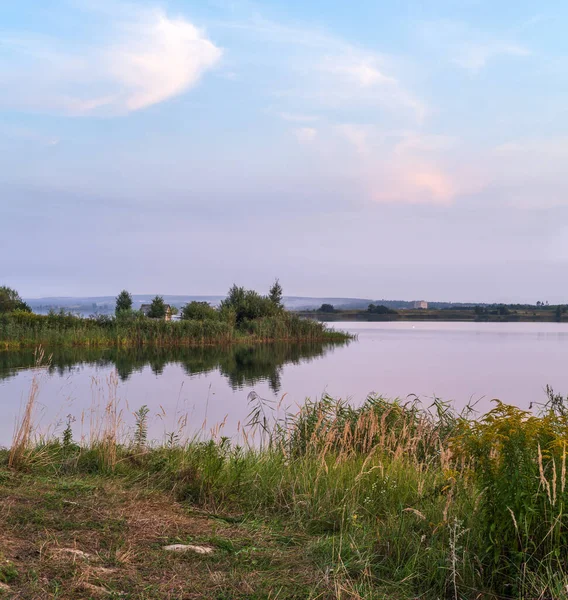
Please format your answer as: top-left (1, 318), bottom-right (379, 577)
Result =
top-left (181, 301), bottom-right (219, 321)
top-left (0, 557), bottom-right (18, 584)
top-left (268, 278), bottom-right (284, 309)
top-left (115, 290), bottom-right (133, 315)
top-left (451, 389), bottom-right (568, 594)
top-left (318, 303), bottom-right (335, 313)
top-left (133, 405), bottom-right (150, 450)
top-left (147, 295), bottom-right (167, 319)
top-left (220, 285), bottom-right (278, 327)
top-left (62, 415), bottom-right (75, 451)
top-left (0, 286), bottom-right (30, 313)
top-left (367, 304), bottom-right (397, 315)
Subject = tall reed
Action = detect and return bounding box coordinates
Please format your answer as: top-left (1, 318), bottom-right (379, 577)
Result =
top-left (8, 348), bottom-right (49, 468)
top-left (0, 310), bottom-right (350, 349)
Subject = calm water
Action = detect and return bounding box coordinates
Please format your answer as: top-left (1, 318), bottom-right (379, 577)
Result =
top-left (1, 321), bottom-right (568, 445)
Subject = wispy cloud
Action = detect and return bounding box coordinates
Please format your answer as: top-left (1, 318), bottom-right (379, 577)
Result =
top-left (0, 6), bottom-right (222, 115)
top-left (320, 125), bottom-right (478, 205)
top-left (453, 42), bottom-right (529, 72)
top-left (322, 57), bottom-right (395, 87)
top-left (420, 20), bottom-right (530, 73)
top-left (219, 15), bottom-right (426, 122)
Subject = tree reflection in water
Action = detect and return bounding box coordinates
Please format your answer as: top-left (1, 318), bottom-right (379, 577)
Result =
top-left (0, 340), bottom-right (350, 393)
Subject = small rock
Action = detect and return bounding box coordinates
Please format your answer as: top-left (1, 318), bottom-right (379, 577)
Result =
top-left (163, 544), bottom-right (214, 555)
top-left (55, 548), bottom-right (93, 560)
top-left (0, 582), bottom-right (11, 592)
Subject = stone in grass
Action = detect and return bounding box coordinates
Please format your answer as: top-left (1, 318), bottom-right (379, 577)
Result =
top-left (54, 548), bottom-right (94, 560)
top-left (163, 544), bottom-right (214, 555)
top-left (0, 582), bottom-right (11, 593)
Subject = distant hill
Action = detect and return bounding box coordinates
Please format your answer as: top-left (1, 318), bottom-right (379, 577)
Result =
top-left (23, 295), bottom-right (484, 316)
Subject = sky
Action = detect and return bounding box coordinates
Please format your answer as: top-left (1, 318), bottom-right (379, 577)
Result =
top-left (1, 0), bottom-right (568, 302)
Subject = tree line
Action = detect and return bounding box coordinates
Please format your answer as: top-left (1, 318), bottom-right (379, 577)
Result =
top-left (114, 280), bottom-right (285, 325)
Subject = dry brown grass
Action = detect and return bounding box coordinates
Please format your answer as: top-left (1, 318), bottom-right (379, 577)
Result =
top-left (0, 472), bottom-right (333, 599)
top-left (8, 348), bottom-right (49, 469)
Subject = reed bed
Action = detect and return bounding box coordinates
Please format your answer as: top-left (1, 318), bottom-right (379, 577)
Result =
top-left (0, 311), bottom-right (349, 349)
top-left (3, 375), bottom-right (568, 598)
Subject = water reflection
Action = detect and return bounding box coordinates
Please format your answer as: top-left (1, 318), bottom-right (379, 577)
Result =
top-left (0, 341), bottom-right (349, 393)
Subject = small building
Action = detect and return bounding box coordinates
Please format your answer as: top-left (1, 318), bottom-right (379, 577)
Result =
top-left (140, 304), bottom-right (172, 321)
top-left (413, 300), bottom-right (428, 309)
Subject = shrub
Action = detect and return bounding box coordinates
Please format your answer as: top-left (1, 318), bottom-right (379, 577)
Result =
top-left (181, 301), bottom-right (219, 321)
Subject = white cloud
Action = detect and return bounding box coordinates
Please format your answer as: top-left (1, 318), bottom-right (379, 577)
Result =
top-left (324, 59), bottom-right (395, 88)
top-left (0, 6), bottom-right (222, 116)
top-left (294, 127), bottom-right (317, 144)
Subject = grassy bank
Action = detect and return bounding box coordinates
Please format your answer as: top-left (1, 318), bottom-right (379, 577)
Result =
top-left (2, 385), bottom-right (568, 598)
top-left (0, 311), bottom-right (350, 350)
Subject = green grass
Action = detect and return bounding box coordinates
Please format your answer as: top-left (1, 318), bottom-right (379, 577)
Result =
top-left (3, 391), bottom-right (568, 598)
top-left (0, 310), bottom-right (351, 350)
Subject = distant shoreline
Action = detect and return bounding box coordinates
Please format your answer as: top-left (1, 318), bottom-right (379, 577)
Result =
top-left (297, 306), bottom-right (568, 323)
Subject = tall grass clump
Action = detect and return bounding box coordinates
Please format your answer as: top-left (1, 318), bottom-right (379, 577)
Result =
top-left (8, 348), bottom-right (49, 469)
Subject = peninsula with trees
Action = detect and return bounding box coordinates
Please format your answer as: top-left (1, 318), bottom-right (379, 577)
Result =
top-left (0, 282), bottom-right (350, 350)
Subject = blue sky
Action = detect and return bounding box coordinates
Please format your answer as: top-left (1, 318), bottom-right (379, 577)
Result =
top-left (1, 0), bottom-right (568, 302)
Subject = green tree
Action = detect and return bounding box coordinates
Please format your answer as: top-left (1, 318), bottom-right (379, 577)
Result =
top-left (220, 284), bottom-right (277, 326)
top-left (182, 301), bottom-right (218, 321)
top-left (147, 296), bottom-right (167, 319)
top-left (115, 290), bottom-right (133, 315)
top-left (0, 286), bottom-right (31, 313)
top-left (269, 279), bottom-right (284, 309)
top-left (318, 303), bottom-right (335, 313)
top-left (367, 304), bottom-right (397, 315)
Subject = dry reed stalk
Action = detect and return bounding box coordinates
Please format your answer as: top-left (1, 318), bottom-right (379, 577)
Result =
top-left (562, 442), bottom-right (566, 494)
top-left (538, 444), bottom-right (552, 504)
top-left (439, 443), bottom-right (452, 472)
top-left (552, 458), bottom-right (557, 506)
top-left (88, 372), bottom-right (123, 469)
top-left (210, 415), bottom-right (228, 441)
top-left (8, 375), bottom-right (40, 468)
top-left (8, 347), bottom-right (48, 469)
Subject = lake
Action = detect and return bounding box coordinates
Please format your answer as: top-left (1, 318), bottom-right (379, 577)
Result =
top-left (1, 321), bottom-right (568, 446)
